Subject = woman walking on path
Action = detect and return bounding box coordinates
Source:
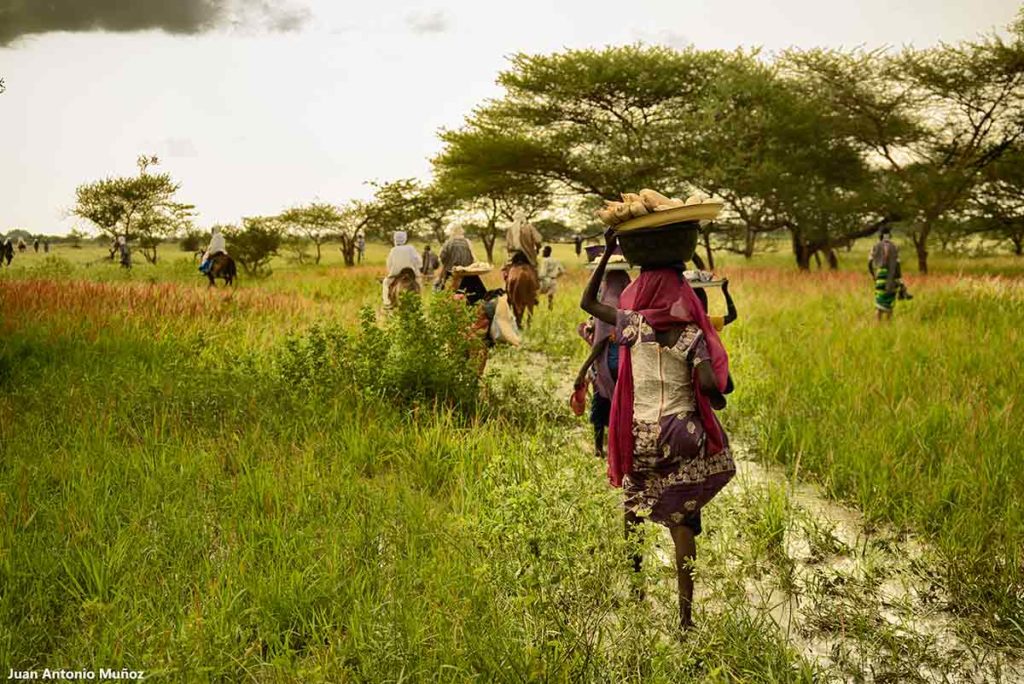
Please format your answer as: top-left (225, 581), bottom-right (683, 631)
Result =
top-left (580, 229), bottom-right (735, 630)
top-left (575, 267), bottom-right (631, 459)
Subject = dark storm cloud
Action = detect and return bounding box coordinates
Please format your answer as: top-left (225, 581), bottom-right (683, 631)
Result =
top-left (0, 0), bottom-right (311, 46)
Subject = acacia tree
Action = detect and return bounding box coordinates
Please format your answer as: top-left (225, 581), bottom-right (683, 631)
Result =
top-left (974, 144), bottom-right (1024, 255)
top-left (434, 45), bottom-right (742, 202)
top-left (72, 155), bottom-right (191, 264)
top-left (278, 202), bottom-right (342, 264)
top-left (435, 45), bottom-right (881, 269)
top-left (365, 179), bottom-right (461, 245)
top-left (671, 51), bottom-right (885, 269)
top-left (224, 217), bottom-right (284, 276)
top-left (788, 16), bottom-right (1024, 272)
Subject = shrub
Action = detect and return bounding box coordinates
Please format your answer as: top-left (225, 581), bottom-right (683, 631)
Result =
top-left (179, 228), bottom-right (206, 253)
top-left (274, 292), bottom-right (484, 411)
top-left (225, 217), bottom-right (284, 276)
top-left (27, 256), bottom-right (75, 279)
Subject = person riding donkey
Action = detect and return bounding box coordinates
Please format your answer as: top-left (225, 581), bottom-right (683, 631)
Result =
top-left (198, 226), bottom-right (228, 275)
top-left (503, 210), bottom-right (543, 326)
top-left (382, 231), bottom-right (422, 308)
top-left (504, 210), bottom-right (542, 274)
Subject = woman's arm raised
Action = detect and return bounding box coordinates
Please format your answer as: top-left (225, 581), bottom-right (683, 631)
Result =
top-left (580, 229), bottom-right (618, 325)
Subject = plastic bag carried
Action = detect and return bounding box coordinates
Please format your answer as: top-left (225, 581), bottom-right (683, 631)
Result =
top-left (489, 295), bottom-right (521, 347)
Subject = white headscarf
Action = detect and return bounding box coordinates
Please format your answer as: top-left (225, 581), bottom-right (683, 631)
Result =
top-left (206, 226), bottom-right (226, 256)
top-left (508, 210), bottom-right (528, 252)
top-left (448, 223), bottom-right (465, 239)
top-left (393, 231), bottom-right (408, 246)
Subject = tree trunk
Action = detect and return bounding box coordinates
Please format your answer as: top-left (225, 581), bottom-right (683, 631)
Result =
top-left (744, 226), bottom-right (755, 259)
top-left (812, 250), bottom-right (822, 269)
top-left (917, 223), bottom-right (933, 274)
top-left (339, 236), bottom-right (355, 266)
top-left (1011, 234), bottom-right (1023, 256)
top-left (483, 235), bottom-right (496, 264)
top-left (703, 229), bottom-right (715, 270)
top-left (827, 248), bottom-right (838, 270)
top-left (792, 232), bottom-right (811, 270)
top-left (314, 240), bottom-right (322, 265)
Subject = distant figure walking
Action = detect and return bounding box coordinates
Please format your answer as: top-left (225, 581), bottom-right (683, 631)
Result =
top-left (32, 238), bottom-right (39, 253)
top-left (421, 245), bottom-right (440, 281)
top-left (117, 235), bottom-right (131, 269)
top-left (869, 226), bottom-right (911, 321)
top-left (43, 239), bottom-right (50, 253)
top-left (575, 267), bottom-right (632, 459)
top-left (574, 234), bottom-right (583, 259)
top-left (356, 233), bottom-right (366, 264)
top-left (17, 238), bottom-right (26, 253)
top-left (437, 224), bottom-right (475, 290)
top-left (538, 245), bottom-right (566, 310)
top-left (382, 231), bottom-right (422, 308)
top-left (2, 238), bottom-right (14, 266)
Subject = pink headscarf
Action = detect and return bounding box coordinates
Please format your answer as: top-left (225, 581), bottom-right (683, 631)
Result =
top-left (607, 268), bottom-right (730, 487)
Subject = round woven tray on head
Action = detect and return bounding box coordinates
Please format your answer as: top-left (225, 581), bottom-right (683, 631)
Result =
top-left (587, 256), bottom-right (632, 271)
top-left (452, 262), bottom-right (493, 276)
top-left (614, 202), bottom-right (724, 233)
top-left (684, 269), bottom-right (725, 289)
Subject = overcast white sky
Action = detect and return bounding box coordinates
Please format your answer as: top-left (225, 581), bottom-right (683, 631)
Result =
top-left (1, 0), bottom-right (1020, 234)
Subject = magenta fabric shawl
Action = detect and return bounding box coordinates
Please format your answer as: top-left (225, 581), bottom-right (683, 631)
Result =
top-left (607, 268), bottom-right (730, 487)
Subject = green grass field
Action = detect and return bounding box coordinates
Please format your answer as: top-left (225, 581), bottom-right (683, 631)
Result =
top-left (1, 239), bottom-right (1022, 680)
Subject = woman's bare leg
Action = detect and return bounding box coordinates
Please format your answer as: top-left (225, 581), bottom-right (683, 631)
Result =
top-left (669, 524), bottom-right (696, 629)
top-left (624, 511), bottom-right (644, 599)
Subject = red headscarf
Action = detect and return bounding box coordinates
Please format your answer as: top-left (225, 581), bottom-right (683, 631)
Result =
top-left (607, 268), bottom-right (730, 487)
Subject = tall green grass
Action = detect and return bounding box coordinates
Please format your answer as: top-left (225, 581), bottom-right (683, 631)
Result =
top-left (725, 268), bottom-right (1024, 636)
top-left (0, 277), bottom-right (813, 681)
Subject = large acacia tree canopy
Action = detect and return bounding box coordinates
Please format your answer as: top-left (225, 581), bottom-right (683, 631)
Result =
top-left (437, 45), bottom-right (749, 201)
top-left (434, 22), bottom-right (1024, 270)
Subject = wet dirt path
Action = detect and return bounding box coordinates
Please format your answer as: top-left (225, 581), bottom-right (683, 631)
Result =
top-left (487, 345), bottom-right (1023, 683)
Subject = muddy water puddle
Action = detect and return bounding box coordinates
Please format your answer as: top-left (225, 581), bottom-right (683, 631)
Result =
top-left (489, 348), bottom-right (1022, 682)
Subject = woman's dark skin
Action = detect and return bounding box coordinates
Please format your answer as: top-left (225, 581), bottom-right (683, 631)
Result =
top-left (695, 279), bottom-right (737, 327)
top-left (580, 229), bottom-right (725, 629)
top-left (574, 336), bottom-right (611, 458)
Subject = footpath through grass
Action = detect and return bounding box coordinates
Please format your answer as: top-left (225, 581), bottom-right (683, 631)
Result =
top-left (0, 273), bottom-right (814, 681)
top-left (723, 266), bottom-right (1024, 639)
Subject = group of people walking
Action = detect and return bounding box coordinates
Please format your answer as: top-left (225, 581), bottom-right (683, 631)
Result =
top-left (380, 214), bottom-right (568, 311)
top-left (1, 235), bottom-right (51, 266)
